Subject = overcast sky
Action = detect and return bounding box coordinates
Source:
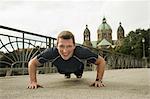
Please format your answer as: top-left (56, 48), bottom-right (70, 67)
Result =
top-left (0, 0), bottom-right (149, 44)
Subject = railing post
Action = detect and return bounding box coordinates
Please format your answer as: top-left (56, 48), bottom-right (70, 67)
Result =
top-left (22, 32), bottom-right (25, 75)
top-left (48, 38), bottom-right (51, 48)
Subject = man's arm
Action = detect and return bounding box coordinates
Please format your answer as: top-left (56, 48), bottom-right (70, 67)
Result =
top-left (95, 56), bottom-right (105, 81)
top-left (28, 57), bottom-right (42, 89)
top-left (91, 56), bottom-right (106, 87)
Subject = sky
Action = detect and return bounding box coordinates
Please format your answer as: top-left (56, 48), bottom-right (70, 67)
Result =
top-left (0, 0), bottom-right (149, 44)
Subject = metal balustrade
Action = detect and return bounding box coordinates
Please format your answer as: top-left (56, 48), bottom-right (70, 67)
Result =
top-left (0, 25), bottom-right (56, 76)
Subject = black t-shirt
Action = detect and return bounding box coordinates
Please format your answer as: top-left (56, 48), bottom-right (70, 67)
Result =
top-left (36, 46), bottom-right (98, 73)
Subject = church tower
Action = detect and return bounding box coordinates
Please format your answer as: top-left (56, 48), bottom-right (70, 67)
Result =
top-left (116, 22), bottom-right (125, 46)
top-left (83, 25), bottom-right (92, 47)
top-left (97, 17), bottom-right (112, 44)
top-left (117, 22), bottom-right (125, 40)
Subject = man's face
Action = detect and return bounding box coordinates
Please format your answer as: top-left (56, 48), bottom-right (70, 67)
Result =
top-left (57, 38), bottom-right (75, 60)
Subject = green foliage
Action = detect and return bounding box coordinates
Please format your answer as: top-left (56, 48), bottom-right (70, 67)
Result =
top-left (115, 28), bottom-right (150, 58)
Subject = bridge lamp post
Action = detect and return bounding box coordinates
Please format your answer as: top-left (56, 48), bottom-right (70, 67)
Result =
top-left (142, 38), bottom-right (145, 59)
top-left (142, 38), bottom-right (147, 68)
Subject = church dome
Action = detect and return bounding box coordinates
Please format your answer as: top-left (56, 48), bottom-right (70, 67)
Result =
top-left (97, 17), bottom-right (112, 44)
top-left (98, 17), bottom-right (112, 31)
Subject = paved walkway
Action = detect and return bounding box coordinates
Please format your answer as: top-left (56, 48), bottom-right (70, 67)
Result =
top-left (0, 68), bottom-right (150, 99)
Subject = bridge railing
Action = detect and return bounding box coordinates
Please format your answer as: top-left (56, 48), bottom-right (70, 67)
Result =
top-left (85, 45), bottom-right (146, 70)
top-left (0, 25), bottom-right (57, 76)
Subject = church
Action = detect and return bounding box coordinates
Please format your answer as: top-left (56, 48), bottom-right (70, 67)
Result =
top-left (83, 17), bottom-right (125, 49)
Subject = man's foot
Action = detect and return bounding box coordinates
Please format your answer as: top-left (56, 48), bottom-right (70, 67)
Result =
top-left (75, 74), bottom-right (82, 78)
top-left (65, 74), bottom-right (71, 79)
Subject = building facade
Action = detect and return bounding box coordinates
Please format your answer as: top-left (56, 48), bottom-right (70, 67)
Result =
top-left (83, 17), bottom-right (125, 49)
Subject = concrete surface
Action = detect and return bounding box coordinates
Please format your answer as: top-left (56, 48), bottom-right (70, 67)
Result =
top-left (0, 68), bottom-right (150, 99)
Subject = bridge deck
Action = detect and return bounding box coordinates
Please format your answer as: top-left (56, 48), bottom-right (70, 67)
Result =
top-left (0, 68), bottom-right (150, 99)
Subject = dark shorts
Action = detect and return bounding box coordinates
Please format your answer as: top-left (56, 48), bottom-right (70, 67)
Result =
top-left (57, 63), bottom-right (84, 74)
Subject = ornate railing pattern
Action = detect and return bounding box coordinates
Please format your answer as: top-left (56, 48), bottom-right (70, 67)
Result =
top-left (0, 25), bottom-right (56, 76)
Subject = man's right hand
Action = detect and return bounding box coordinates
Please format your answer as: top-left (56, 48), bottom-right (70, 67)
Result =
top-left (28, 57), bottom-right (43, 89)
top-left (27, 82), bottom-right (43, 89)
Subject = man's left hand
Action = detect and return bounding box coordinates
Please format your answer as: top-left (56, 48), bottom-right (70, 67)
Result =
top-left (90, 80), bottom-right (105, 87)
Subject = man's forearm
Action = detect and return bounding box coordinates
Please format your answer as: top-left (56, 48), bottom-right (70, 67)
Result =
top-left (28, 60), bottom-right (37, 83)
top-left (96, 63), bottom-right (105, 80)
top-left (96, 58), bottom-right (105, 80)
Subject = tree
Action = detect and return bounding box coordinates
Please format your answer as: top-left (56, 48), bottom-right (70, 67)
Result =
top-left (115, 28), bottom-right (150, 58)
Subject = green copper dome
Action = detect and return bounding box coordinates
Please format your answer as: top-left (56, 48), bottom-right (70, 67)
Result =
top-left (98, 17), bottom-right (112, 30)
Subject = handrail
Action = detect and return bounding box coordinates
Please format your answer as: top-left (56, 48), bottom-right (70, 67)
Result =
top-left (0, 25), bottom-right (56, 40)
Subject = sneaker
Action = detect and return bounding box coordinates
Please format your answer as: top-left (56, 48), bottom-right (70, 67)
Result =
top-left (65, 74), bottom-right (71, 78)
top-left (75, 74), bottom-right (82, 78)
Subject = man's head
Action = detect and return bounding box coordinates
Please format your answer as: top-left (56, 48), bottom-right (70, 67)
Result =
top-left (57, 31), bottom-right (75, 60)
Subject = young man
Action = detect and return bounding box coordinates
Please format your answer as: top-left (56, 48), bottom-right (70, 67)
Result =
top-left (28, 31), bottom-right (106, 89)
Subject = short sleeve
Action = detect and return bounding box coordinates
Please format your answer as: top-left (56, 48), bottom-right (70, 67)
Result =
top-left (36, 47), bottom-right (58, 64)
top-left (74, 46), bottom-right (98, 64)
